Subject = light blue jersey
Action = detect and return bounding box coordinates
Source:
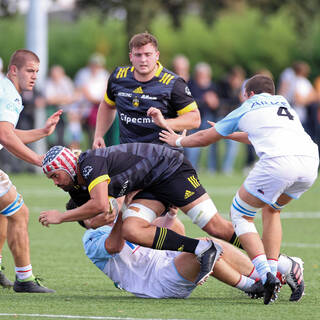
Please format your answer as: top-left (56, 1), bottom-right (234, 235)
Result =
top-left (83, 226), bottom-right (194, 298)
top-left (0, 77), bottom-right (24, 150)
top-left (215, 93), bottom-right (318, 159)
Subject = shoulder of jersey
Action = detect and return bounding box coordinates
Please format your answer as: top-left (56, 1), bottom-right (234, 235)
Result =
top-left (158, 67), bottom-right (177, 85)
top-left (113, 66), bottom-right (133, 79)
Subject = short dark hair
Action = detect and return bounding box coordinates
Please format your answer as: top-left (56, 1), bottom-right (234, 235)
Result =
top-left (129, 32), bottom-right (158, 51)
top-left (245, 74), bottom-right (275, 95)
top-left (9, 49), bottom-right (40, 69)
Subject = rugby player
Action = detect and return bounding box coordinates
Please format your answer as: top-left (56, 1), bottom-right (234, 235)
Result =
top-left (160, 74), bottom-right (318, 304)
top-left (92, 31), bottom-right (243, 250)
top-left (0, 49), bottom-right (61, 292)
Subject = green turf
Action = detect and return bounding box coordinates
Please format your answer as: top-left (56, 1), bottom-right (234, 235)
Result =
top-left (1, 172), bottom-right (320, 320)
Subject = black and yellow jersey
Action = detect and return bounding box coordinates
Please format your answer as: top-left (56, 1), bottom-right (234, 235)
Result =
top-left (78, 143), bottom-right (184, 197)
top-left (104, 62), bottom-right (198, 144)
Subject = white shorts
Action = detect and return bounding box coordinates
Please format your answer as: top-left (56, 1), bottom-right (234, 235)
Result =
top-left (155, 251), bottom-right (197, 299)
top-left (0, 170), bottom-right (12, 197)
top-left (244, 156), bottom-right (318, 205)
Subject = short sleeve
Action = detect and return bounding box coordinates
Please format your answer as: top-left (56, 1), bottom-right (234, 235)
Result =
top-left (0, 97), bottom-right (21, 125)
top-left (170, 78), bottom-right (198, 116)
top-left (83, 226), bottom-right (113, 271)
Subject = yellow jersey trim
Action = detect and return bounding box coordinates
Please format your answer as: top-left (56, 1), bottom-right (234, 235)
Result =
top-left (88, 175), bottom-right (110, 193)
top-left (177, 101), bottom-right (198, 116)
top-left (104, 93), bottom-right (116, 106)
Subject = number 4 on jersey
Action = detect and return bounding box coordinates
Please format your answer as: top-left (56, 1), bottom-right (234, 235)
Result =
top-left (277, 106), bottom-right (294, 120)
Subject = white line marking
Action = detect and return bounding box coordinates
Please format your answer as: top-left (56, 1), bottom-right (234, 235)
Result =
top-left (0, 314), bottom-right (189, 320)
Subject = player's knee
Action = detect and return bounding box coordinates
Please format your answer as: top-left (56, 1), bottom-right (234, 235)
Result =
top-left (230, 192), bottom-right (258, 236)
top-left (122, 218), bottom-right (149, 243)
top-left (1, 193), bottom-right (25, 218)
top-left (186, 199), bottom-right (217, 229)
top-left (122, 203), bottom-right (157, 223)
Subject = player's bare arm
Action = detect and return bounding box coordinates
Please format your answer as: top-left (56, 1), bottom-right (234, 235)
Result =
top-left (39, 180), bottom-right (111, 226)
top-left (207, 120), bottom-right (250, 144)
top-left (93, 100), bottom-right (117, 149)
top-left (159, 125), bottom-right (223, 148)
top-left (14, 109), bottom-right (62, 144)
top-left (0, 121), bottom-right (42, 166)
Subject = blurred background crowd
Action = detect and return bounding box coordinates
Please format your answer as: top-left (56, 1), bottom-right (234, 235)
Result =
top-left (1, 0), bottom-right (320, 174)
top-left (1, 51), bottom-right (320, 175)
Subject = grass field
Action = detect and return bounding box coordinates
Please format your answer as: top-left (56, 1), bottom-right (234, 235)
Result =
top-left (0, 172), bottom-right (320, 320)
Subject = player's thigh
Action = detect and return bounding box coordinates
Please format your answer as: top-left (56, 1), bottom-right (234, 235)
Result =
top-left (243, 157), bottom-right (296, 206)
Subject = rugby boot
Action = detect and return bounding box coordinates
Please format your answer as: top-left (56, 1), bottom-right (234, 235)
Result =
top-left (13, 277), bottom-right (55, 293)
top-left (0, 266), bottom-right (13, 288)
top-left (263, 272), bottom-right (280, 305)
top-left (285, 256), bottom-right (305, 302)
top-left (245, 279), bottom-right (265, 299)
top-left (196, 240), bottom-right (223, 285)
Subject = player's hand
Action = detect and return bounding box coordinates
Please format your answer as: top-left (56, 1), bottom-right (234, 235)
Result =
top-left (207, 121), bottom-right (216, 127)
top-left (44, 109), bottom-right (63, 136)
top-left (159, 128), bottom-right (186, 147)
top-left (39, 210), bottom-right (63, 227)
top-left (92, 137), bottom-right (106, 149)
top-left (147, 107), bottom-right (169, 130)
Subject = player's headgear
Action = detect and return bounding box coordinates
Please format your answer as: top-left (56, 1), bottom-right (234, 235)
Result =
top-left (42, 146), bottom-right (78, 180)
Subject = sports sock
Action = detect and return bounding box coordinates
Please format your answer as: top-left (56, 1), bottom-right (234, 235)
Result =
top-left (267, 258), bottom-right (278, 277)
top-left (277, 255), bottom-right (292, 274)
top-left (252, 254), bottom-right (271, 284)
top-left (0, 254), bottom-right (2, 267)
top-left (15, 265), bottom-right (34, 281)
top-left (229, 232), bottom-right (243, 249)
top-left (151, 227), bottom-right (199, 253)
top-left (248, 266), bottom-right (260, 280)
top-left (235, 275), bottom-right (255, 291)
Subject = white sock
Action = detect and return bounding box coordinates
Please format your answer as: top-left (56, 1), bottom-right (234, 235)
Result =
top-left (15, 264), bottom-right (33, 281)
top-left (248, 266), bottom-right (260, 280)
top-left (267, 259), bottom-right (278, 277)
top-left (277, 255), bottom-right (292, 274)
top-left (0, 254), bottom-right (2, 266)
top-left (194, 240), bottom-right (211, 256)
top-left (252, 254), bottom-right (271, 284)
top-left (235, 275), bottom-right (256, 291)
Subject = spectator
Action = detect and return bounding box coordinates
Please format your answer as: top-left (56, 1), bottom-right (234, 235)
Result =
top-left (218, 66), bottom-right (245, 174)
top-left (44, 65), bottom-right (78, 147)
top-left (172, 54), bottom-right (190, 83)
top-left (291, 61), bottom-right (319, 131)
top-left (186, 62), bottom-right (220, 173)
top-left (74, 53), bottom-right (110, 146)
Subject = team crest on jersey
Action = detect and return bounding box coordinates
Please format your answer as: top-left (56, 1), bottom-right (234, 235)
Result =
top-left (185, 86), bottom-right (191, 96)
top-left (132, 96), bottom-right (139, 107)
top-left (82, 165), bottom-right (93, 178)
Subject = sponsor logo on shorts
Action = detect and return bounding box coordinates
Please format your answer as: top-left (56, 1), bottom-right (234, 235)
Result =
top-left (257, 188), bottom-right (264, 195)
top-left (184, 190), bottom-right (195, 199)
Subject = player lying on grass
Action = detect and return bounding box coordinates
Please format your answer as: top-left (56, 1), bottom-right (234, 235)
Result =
top-left (67, 198), bottom-right (264, 299)
top-left (159, 74), bottom-right (315, 304)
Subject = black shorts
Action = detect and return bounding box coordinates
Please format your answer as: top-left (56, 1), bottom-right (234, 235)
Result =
top-left (133, 158), bottom-right (207, 208)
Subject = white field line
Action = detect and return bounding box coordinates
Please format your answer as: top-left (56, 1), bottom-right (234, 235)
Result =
top-left (0, 314), bottom-right (190, 320)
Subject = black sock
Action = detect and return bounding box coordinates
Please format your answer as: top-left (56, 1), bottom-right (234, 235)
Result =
top-left (229, 232), bottom-right (243, 249)
top-left (152, 227), bottom-right (199, 253)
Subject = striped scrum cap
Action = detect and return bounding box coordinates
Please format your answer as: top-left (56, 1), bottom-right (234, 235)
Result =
top-left (42, 146), bottom-right (78, 180)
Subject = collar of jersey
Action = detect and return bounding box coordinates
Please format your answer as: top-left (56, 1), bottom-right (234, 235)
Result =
top-left (130, 61), bottom-right (164, 77)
